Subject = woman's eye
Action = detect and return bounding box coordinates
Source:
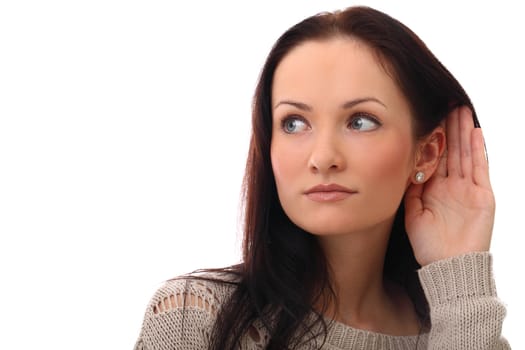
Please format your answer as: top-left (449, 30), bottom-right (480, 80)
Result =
top-left (282, 117), bottom-right (308, 134)
top-left (349, 114), bottom-right (380, 131)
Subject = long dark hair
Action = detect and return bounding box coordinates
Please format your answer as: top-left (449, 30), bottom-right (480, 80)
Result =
top-left (201, 6), bottom-right (479, 349)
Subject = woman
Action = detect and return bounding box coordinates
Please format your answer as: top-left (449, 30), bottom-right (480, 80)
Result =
top-left (134, 6), bottom-right (509, 349)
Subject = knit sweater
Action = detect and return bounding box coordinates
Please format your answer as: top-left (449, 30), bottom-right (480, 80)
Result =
top-left (134, 252), bottom-right (510, 349)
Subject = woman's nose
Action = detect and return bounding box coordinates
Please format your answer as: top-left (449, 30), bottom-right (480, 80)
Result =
top-left (308, 133), bottom-right (346, 174)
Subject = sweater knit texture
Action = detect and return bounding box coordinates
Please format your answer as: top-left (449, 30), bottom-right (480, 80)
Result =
top-left (134, 252), bottom-right (510, 349)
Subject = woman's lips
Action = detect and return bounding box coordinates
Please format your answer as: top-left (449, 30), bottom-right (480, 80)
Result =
top-left (304, 184), bottom-right (357, 202)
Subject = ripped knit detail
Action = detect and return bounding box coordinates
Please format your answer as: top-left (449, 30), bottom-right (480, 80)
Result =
top-left (151, 280), bottom-right (218, 315)
top-left (136, 274), bottom-right (270, 349)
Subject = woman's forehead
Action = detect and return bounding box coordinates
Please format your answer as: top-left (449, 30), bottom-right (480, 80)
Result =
top-left (271, 38), bottom-right (406, 113)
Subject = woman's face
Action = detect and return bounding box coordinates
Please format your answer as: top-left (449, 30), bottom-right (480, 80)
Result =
top-left (271, 38), bottom-right (417, 237)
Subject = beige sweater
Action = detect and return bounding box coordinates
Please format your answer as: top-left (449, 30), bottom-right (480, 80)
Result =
top-left (134, 252), bottom-right (510, 349)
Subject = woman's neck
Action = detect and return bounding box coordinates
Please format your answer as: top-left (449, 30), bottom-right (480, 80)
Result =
top-left (316, 219), bottom-right (421, 335)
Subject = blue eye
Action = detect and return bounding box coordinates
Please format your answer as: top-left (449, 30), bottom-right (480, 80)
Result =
top-left (349, 114), bottom-right (380, 131)
top-left (282, 117), bottom-right (308, 134)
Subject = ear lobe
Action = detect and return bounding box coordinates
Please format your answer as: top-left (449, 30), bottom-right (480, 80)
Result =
top-left (414, 127), bottom-right (446, 179)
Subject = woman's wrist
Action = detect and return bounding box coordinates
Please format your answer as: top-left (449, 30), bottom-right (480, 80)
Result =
top-left (418, 251), bottom-right (497, 307)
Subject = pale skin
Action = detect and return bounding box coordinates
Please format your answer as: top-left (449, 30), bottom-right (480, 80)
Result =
top-left (270, 38), bottom-right (494, 335)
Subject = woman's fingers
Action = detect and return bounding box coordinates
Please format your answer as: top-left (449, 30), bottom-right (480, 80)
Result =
top-left (446, 108), bottom-right (461, 177)
top-left (446, 106), bottom-right (476, 179)
top-left (459, 107), bottom-right (475, 179)
top-left (435, 147), bottom-right (448, 178)
top-left (471, 127), bottom-right (491, 189)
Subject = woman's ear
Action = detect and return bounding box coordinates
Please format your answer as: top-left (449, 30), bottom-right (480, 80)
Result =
top-left (413, 126), bottom-right (446, 183)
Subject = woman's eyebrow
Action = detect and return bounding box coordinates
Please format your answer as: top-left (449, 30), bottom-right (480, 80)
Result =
top-left (273, 97), bottom-right (386, 111)
top-left (342, 97), bottom-right (386, 109)
top-left (273, 100), bottom-right (312, 111)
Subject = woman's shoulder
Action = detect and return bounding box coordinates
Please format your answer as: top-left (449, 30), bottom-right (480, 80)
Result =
top-left (134, 269), bottom-right (241, 350)
top-left (147, 269), bottom-right (240, 316)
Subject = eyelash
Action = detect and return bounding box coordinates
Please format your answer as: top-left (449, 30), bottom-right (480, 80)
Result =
top-left (280, 115), bottom-right (308, 133)
top-left (349, 112), bottom-right (382, 128)
top-left (279, 112), bottom-right (381, 133)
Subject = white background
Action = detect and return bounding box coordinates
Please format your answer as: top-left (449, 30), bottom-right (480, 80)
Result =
top-left (0, 1), bottom-right (522, 349)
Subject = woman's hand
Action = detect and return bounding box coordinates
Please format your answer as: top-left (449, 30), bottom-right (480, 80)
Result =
top-left (404, 107), bottom-right (495, 266)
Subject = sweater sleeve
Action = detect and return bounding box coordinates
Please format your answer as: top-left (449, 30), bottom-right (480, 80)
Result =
top-left (418, 252), bottom-right (510, 349)
top-left (134, 278), bottom-right (223, 350)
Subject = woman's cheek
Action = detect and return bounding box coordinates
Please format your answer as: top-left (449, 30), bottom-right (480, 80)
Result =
top-left (358, 139), bottom-right (413, 185)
